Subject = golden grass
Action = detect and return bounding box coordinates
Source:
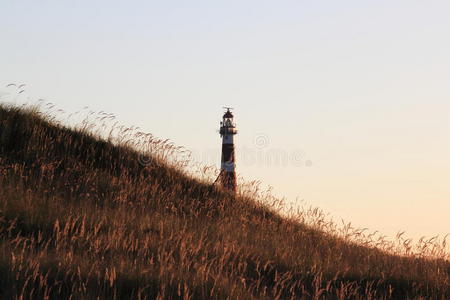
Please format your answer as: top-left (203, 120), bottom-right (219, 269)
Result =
top-left (0, 103), bottom-right (448, 299)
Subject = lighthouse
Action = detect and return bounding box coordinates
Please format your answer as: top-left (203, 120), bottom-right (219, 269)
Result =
top-left (219, 107), bottom-right (237, 193)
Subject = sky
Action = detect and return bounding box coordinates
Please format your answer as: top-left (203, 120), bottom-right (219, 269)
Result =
top-left (1, 0), bottom-right (449, 241)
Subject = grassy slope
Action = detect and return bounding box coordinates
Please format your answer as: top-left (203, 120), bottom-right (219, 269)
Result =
top-left (0, 105), bottom-right (448, 299)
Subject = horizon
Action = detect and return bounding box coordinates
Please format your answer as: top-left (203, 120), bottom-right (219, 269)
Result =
top-left (1, 0), bottom-right (449, 242)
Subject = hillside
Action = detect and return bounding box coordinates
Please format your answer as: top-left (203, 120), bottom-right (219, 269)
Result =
top-left (0, 104), bottom-right (448, 299)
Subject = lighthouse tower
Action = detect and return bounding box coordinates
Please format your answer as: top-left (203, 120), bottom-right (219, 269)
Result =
top-left (219, 108), bottom-right (237, 193)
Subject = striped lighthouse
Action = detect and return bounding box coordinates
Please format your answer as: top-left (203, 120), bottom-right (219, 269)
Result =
top-left (219, 108), bottom-right (237, 193)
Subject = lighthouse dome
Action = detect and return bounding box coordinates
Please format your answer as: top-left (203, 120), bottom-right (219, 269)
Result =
top-left (223, 110), bottom-right (233, 118)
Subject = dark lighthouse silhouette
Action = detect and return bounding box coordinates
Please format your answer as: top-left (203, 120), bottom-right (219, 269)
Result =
top-left (218, 107), bottom-right (237, 193)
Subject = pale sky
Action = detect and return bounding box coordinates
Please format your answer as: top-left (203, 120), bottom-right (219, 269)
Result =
top-left (1, 1), bottom-right (449, 241)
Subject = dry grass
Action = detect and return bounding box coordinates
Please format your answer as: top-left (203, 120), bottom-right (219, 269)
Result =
top-left (0, 103), bottom-right (448, 299)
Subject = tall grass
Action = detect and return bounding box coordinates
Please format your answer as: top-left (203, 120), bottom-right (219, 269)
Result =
top-left (0, 103), bottom-right (448, 299)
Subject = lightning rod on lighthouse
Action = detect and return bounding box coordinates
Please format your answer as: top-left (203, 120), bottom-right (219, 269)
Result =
top-left (219, 107), bottom-right (237, 193)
